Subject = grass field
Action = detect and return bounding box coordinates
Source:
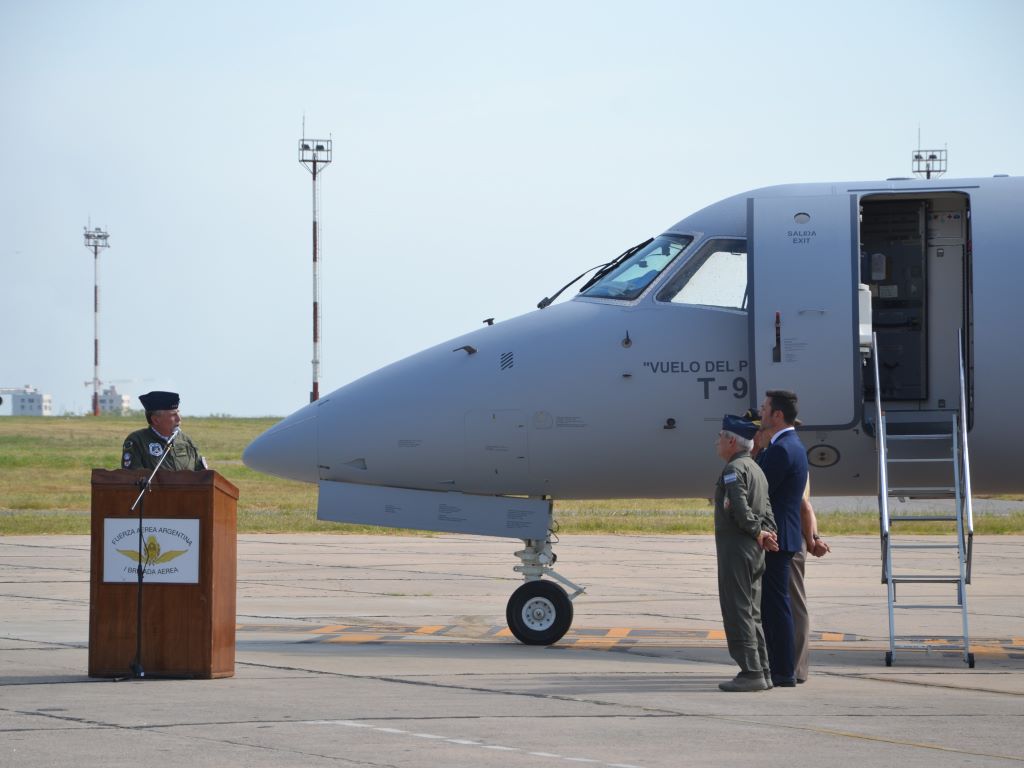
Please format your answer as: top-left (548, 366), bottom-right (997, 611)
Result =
top-left (1, 415), bottom-right (1020, 536)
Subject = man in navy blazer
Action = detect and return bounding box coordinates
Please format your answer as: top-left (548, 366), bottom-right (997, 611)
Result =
top-left (756, 390), bottom-right (808, 687)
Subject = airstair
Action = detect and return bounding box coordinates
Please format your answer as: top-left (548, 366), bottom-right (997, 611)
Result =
top-left (870, 330), bottom-right (975, 667)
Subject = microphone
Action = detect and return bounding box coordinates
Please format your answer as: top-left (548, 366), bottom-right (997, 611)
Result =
top-left (166, 427), bottom-right (181, 445)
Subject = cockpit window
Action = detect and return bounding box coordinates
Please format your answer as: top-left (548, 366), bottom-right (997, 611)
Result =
top-left (657, 238), bottom-right (748, 310)
top-left (580, 235), bottom-right (692, 301)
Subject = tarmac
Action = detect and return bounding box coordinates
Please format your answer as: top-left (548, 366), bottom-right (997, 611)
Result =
top-left (1, 532), bottom-right (1022, 767)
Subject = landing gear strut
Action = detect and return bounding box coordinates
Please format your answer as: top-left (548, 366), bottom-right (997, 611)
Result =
top-left (506, 537), bottom-right (585, 645)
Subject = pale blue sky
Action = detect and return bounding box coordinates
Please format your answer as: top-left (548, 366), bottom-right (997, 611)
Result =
top-left (2, 0), bottom-right (1022, 417)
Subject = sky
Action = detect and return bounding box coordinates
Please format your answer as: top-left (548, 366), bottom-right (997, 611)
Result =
top-left (1, 0), bottom-right (1022, 418)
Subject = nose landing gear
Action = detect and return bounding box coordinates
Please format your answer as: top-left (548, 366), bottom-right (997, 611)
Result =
top-left (506, 537), bottom-right (585, 645)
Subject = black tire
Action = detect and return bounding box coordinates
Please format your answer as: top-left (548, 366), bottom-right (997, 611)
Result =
top-left (885, 651), bottom-right (893, 667)
top-left (506, 580), bottom-right (573, 646)
top-left (967, 653), bottom-right (975, 669)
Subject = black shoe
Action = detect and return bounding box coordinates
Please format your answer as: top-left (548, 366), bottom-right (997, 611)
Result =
top-left (796, 678), bottom-right (807, 685)
top-left (771, 678), bottom-right (796, 688)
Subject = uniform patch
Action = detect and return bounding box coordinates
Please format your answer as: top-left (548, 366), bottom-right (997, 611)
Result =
top-left (122, 452), bottom-right (132, 468)
top-left (148, 443), bottom-right (164, 457)
top-left (723, 472), bottom-right (738, 484)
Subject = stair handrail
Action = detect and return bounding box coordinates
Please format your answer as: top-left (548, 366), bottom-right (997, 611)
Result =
top-left (871, 332), bottom-right (891, 579)
top-left (957, 328), bottom-right (975, 582)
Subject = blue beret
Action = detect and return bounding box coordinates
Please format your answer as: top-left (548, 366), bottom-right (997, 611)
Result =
top-left (139, 391), bottom-right (179, 411)
top-left (722, 414), bottom-right (758, 440)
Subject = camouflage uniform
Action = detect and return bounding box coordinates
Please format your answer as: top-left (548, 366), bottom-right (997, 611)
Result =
top-left (714, 450), bottom-right (775, 675)
top-left (121, 428), bottom-right (206, 471)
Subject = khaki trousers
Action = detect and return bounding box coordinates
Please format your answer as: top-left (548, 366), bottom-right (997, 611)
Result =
top-left (789, 545), bottom-right (809, 681)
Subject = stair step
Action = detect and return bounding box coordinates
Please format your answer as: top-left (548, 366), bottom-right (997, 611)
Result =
top-left (886, 457), bottom-right (952, 464)
top-left (888, 486), bottom-right (956, 497)
top-left (889, 515), bottom-right (958, 522)
top-left (892, 604), bottom-right (964, 610)
top-left (891, 575), bottom-right (961, 583)
top-left (893, 642), bottom-right (968, 650)
top-left (890, 543), bottom-right (960, 550)
top-left (886, 433), bottom-right (953, 441)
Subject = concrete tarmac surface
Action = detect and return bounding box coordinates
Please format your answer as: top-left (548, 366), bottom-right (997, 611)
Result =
top-left (2, 533), bottom-right (1022, 767)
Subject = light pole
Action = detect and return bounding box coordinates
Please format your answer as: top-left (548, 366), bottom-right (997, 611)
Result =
top-left (83, 226), bottom-right (110, 416)
top-left (912, 148), bottom-right (947, 180)
top-left (298, 136), bottom-right (332, 402)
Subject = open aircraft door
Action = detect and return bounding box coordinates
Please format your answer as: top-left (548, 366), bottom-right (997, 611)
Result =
top-left (748, 194), bottom-right (861, 429)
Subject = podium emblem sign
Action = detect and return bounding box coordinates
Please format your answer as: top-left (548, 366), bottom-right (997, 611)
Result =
top-left (102, 518), bottom-right (200, 584)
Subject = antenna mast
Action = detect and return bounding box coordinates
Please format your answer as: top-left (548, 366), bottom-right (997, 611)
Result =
top-left (83, 225), bottom-right (110, 416)
top-left (298, 130), bottom-right (332, 402)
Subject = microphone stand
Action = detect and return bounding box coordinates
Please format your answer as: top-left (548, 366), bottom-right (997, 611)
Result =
top-left (126, 427), bottom-right (180, 679)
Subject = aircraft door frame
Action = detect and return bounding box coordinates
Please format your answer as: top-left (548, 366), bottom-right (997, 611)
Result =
top-left (747, 194), bottom-right (861, 430)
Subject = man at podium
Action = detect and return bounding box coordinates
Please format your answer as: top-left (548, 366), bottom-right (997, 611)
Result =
top-left (121, 391), bottom-right (207, 471)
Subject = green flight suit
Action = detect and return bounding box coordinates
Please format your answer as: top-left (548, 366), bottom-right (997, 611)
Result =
top-left (714, 450), bottom-right (776, 675)
top-left (121, 428), bottom-right (206, 471)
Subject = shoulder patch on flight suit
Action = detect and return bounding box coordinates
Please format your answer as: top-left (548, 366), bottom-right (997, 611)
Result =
top-left (723, 472), bottom-right (738, 484)
top-left (122, 452), bottom-right (132, 468)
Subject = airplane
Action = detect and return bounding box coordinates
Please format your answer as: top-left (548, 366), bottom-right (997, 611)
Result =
top-left (244, 174), bottom-right (1023, 646)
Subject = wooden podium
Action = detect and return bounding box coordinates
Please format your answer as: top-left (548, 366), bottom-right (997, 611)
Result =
top-left (88, 469), bottom-right (238, 679)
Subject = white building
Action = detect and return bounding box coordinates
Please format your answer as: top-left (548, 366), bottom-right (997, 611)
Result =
top-left (1, 386), bottom-right (53, 416)
top-left (97, 385), bottom-right (131, 416)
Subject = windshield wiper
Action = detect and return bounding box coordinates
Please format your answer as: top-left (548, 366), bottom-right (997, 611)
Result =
top-left (537, 263), bottom-right (603, 309)
top-left (537, 238), bottom-right (653, 310)
top-left (578, 238), bottom-right (653, 294)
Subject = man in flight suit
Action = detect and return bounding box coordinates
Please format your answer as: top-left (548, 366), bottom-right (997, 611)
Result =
top-left (122, 391), bottom-right (207, 471)
top-left (714, 414), bottom-right (778, 692)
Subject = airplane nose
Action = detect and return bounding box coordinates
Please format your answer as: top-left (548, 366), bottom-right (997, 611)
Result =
top-left (242, 405), bottom-right (319, 483)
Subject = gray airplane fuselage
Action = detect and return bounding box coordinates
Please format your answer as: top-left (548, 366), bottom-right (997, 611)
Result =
top-left (245, 175), bottom-right (1023, 499)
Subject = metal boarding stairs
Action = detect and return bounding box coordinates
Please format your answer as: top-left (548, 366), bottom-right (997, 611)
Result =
top-left (870, 330), bottom-right (975, 667)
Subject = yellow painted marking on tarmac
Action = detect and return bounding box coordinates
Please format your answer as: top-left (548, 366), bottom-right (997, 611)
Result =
top-left (240, 623), bottom-right (1018, 657)
top-left (415, 625), bottom-right (445, 635)
top-left (960, 645), bottom-right (1005, 657)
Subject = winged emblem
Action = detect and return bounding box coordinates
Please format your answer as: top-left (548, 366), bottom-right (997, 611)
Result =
top-left (117, 534), bottom-right (188, 565)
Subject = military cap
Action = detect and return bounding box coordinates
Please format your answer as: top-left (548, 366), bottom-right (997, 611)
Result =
top-left (139, 391), bottom-right (179, 412)
top-left (722, 414), bottom-right (758, 440)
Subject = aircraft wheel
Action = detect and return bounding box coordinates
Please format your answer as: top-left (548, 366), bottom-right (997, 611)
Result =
top-left (967, 653), bottom-right (975, 669)
top-left (884, 651), bottom-right (893, 667)
top-left (506, 580), bottom-right (573, 646)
